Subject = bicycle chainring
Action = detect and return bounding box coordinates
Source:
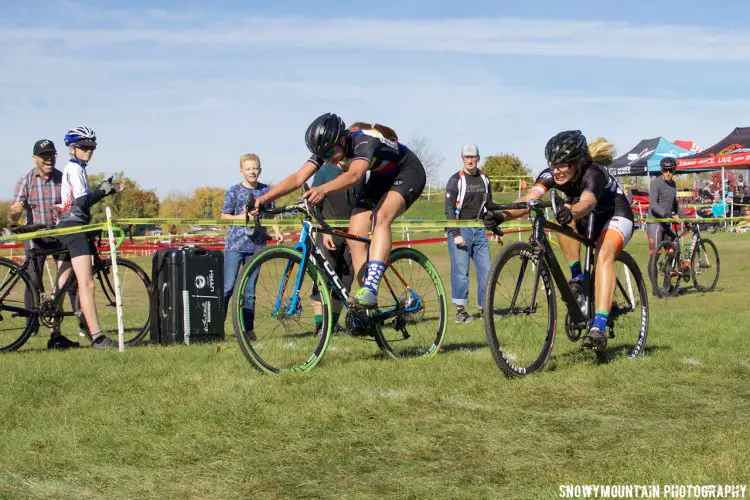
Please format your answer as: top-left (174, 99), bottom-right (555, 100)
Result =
top-left (38, 299), bottom-right (61, 328)
top-left (564, 310), bottom-right (584, 342)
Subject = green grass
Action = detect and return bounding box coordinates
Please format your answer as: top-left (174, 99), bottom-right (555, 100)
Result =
top-left (1, 231), bottom-right (749, 498)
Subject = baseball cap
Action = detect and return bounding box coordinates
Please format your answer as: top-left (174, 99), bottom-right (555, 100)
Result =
top-left (33, 139), bottom-right (57, 156)
top-left (461, 144), bottom-right (479, 157)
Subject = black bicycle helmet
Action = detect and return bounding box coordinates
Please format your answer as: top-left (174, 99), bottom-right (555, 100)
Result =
top-left (305, 113), bottom-right (346, 156)
top-left (660, 157), bottom-right (677, 170)
top-left (545, 130), bottom-right (588, 165)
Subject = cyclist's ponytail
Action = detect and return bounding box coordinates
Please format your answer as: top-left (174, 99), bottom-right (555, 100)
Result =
top-left (348, 122), bottom-right (399, 142)
top-left (588, 137), bottom-right (616, 166)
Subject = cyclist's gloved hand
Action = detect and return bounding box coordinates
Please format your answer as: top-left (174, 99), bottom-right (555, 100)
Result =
top-left (555, 205), bottom-right (574, 226)
top-left (98, 177), bottom-right (117, 196)
top-left (482, 211), bottom-right (505, 236)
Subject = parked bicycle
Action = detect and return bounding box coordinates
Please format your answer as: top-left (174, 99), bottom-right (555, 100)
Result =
top-left (0, 224), bottom-right (151, 351)
top-left (231, 195), bottom-right (448, 373)
top-left (648, 221), bottom-right (720, 298)
top-left (483, 193), bottom-right (649, 378)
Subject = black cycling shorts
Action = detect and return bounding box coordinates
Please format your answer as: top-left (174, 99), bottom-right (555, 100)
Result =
top-left (56, 221), bottom-right (96, 260)
top-left (355, 161), bottom-right (426, 211)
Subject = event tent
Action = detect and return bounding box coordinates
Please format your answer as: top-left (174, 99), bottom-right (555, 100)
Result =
top-left (609, 137), bottom-right (692, 177)
top-left (676, 127), bottom-right (750, 172)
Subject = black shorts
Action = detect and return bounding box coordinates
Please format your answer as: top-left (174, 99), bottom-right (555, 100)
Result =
top-left (355, 161), bottom-right (426, 211)
top-left (56, 221), bottom-right (97, 261)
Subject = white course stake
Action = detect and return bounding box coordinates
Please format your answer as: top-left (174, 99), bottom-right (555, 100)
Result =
top-left (105, 207), bottom-right (126, 352)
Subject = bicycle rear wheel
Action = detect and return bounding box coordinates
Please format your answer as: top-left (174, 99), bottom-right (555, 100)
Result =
top-left (483, 242), bottom-right (556, 378)
top-left (692, 238), bottom-right (720, 292)
top-left (232, 247), bottom-right (332, 374)
top-left (0, 257), bottom-right (38, 352)
top-left (649, 241), bottom-right (680, 297)
top-left (75, 258), bottom-right (152, 346)
top-left (594, 251), bottom-right (649, 360)
top-left (373, 247), bottom-right (448, 359)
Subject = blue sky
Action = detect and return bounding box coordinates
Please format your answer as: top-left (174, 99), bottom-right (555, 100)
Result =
top-left (3, 0), bottom-right (750, 196)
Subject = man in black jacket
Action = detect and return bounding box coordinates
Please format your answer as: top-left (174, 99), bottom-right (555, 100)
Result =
top-left (445, 144), bottom-right (492, 323)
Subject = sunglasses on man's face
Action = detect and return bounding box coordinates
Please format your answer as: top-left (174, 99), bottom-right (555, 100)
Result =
top-left (77, 145), bottom-right (96, 152)
top-left (662, 168), bottom-right (676, 174)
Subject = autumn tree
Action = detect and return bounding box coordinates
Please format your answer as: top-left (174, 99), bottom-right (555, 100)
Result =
top-left (89, 172), bottom-right (159, 222)
top-left (481, 153), bottom-right (532, 192)
top-left (189, 187), bottom-right (226, 219)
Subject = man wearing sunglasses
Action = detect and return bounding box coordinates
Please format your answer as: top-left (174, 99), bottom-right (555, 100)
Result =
top-left (647, 157), bottom-right (683, 268)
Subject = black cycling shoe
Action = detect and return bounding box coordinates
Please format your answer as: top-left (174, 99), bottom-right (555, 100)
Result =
top-left (569, 277), bottom-right (584, 305)
top-left (581, 327), bottom-right (607, 351)
top-left (47, 333), bottom-right (80, 350)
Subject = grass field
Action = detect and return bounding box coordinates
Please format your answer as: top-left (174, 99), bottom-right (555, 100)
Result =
top-left (2, 227), bottom-right (749, 498)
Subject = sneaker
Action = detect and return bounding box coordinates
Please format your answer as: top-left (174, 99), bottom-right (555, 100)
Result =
top-left (569, 277), bottom-right (584, 305)
top-left (581, 327), bottom-right (607, 350)
top-left (348, 288), bottom-right (378, 309)
top-left (455, 308), bottom-right (474, 324)
top-left (47, 333), bottom-right (80, 350)
top-left (91, 335), bottom-right (118, 349)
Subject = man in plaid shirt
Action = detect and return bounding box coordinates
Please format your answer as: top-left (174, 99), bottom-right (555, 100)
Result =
top-left (8, 139), bottom-right (79, 349)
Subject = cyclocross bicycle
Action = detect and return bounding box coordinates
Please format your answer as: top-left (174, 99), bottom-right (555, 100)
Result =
top-left (231, 196), bottom-right (448, 374)
top-left (483, 193), bottom-right (649, 378)
top-left (0, 224), bottom-right (151, 351)
top-left (648, 221), bottom-right (720, 298)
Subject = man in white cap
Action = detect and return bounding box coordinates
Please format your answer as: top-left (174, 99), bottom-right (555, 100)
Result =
top-left (444, 144), bottom-right (493, 323)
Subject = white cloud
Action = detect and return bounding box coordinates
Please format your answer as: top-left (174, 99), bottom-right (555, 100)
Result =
top-left (2, 16), bottom-right (750, 61)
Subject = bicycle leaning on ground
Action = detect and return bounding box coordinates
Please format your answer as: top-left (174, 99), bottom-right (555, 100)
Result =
top-left (0, 224), bottom-right (151, 351)
top-left (230, 194), bottom-right (448, 374)
top-left (482, 192), bottom-right (649, 378)
top-left (648, 221), bottom-right (720, 298)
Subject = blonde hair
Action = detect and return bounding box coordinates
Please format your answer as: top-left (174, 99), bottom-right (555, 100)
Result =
top-left (588, 138), bottom-right (616, 166)
top-left (348, 122), bottom-right (398, 142)
top-left (239, 153), bottom-right (261, 168)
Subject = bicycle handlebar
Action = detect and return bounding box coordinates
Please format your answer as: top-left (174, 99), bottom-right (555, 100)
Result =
top-left (485, 200), bottom-right (554, 212)
top-left (9, 223), bottom-right (52, 234)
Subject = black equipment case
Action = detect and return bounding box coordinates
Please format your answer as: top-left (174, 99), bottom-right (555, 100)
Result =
top-left (150, 246), bottom-right (224, 344)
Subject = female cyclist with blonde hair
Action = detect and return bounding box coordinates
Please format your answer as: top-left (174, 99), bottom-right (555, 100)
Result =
top-left (484, 130), bottom-right (632, 351)
top-left (254, 113), bottom-right (426, 308)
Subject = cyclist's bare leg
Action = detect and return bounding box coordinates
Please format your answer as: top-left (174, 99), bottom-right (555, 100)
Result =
top-left (347, 209), bottom-right (373, 285)
top-left (556, 222), bottom-right (581, 265)
top-left (64, 255), bottom-right (102, 335)
top-left (369, 191), bottom-right (407, 263)
top-left (593, 232), bottom-right (623, 315)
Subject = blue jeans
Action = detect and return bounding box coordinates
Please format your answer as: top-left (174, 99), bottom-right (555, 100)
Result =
top-left (447, 228), bottom-right (491, 309)
top-left (223, 250), bottom-right (259, 329)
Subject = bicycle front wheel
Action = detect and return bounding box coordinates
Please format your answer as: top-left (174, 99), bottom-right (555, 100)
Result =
top-left (484, 242), bottom-right (556, 378)
top-left (649, 241), bottom-right (680, 298)
top-left (0, 257), bottom-right (37, 352)
top-left (373, 247), bottom-right (448, 360)
top-left (75, 258), bottom-right (152, 346)
top-left (232, 247), bottom-right (332, 374)
top-left (692, 238), bottom-right (720, 292)
top-left (594, 251), bottom-right (649, 360)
